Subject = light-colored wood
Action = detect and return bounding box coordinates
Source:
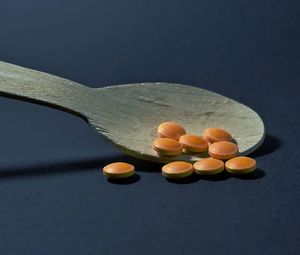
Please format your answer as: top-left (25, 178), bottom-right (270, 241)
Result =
top-left (0, 61), bottom-right (91, 117)
top-left (0, 61), bottom-right (265, 163)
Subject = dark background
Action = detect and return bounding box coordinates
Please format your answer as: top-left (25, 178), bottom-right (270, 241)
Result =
top-left (0, 0), bottom-right (299, 254)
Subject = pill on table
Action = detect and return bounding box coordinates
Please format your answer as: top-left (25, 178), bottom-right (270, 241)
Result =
top-left (157, 122), bottom-right (186, 140)
top-left (225, 156), bottom-right (256, 174)
top-left (203, 128), bottom-right (233, 143)
top-left (193, 158), bottom-right (224, 175)
top-left (162, 161), bottom-right (194, 178)
top-left (103, 162), bottom-right (135, 179)
top-left (179, 134), bottom-right (208, 152)
top-left (152, 138), bottom-right (183, 156)
top-left (208, 141), bottom-right (238, 160)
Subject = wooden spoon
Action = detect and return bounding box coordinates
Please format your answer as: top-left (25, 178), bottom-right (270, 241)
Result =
top-left (0, 61), bottom-right (265, 163)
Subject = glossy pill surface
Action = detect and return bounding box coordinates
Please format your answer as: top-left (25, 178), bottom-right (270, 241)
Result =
top-left (162, 161), bottom-right (194, 178)
top-left (157, 122), bottom-right (186, 140)
top-left (203, 128), bottom-right (233, 143)
top-left (208, 141), bottom-right (238, 160)
top-left (179, 134), bottom-right (208, 152)
top-left (153, 138), bottom-right (183, 156)
top-left (225, 156), bottom-right (256, 174)
top-left (103, 162), bottom-right (135, 179)
top-left (193, 158), bottom-right (224, 175)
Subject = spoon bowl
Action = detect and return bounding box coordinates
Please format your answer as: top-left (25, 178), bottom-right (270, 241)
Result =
top-left (0, 61), bottom-right (265, 163)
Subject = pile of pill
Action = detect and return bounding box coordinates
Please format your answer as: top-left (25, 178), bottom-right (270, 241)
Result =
top-left (102, 121), bottom-right (257, 180)
top-left (155, 122), bottom-right (256, 178)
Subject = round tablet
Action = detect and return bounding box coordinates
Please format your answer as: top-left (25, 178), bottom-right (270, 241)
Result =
top-left (179, 134), bottom-right (208, 152)
top-left (103, 162), bottom-right (135, 179)
top-left (152, 138), bottom-right (183, 156)
top-left (162, 161), bottom-right (194, 178)
top-left (208, 141), bottom-right (238, 160)
top-left (193, 158), bottom-right (224, 175)
top-left (203, 128), bottom-right (233, 143)
top-left (157, 122), bottom-right (186, 140)
top-left (225, 156), bottom-right (256, 174)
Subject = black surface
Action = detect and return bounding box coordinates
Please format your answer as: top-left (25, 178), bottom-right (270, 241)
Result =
top-left (0, 0), bottom-right (299, 254)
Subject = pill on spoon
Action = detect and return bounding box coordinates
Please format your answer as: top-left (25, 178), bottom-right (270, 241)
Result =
top-left (179, 134), bottom-right (208, 152)
top-left (208, 141), bottom-right (238, 160)
top-left (152, 138), bottom-right (183, 156)
top-left (162, 161), bottom-right (194, 178)
top-left (103, 162), bottom-right (135, 179)
top-left (203, 128), bottom-right (233, 143)
top-left (225, 156), bottom-right (256, 174)
top-left (193, 158), bottom-right (224, 175)
top-left (157, 122), bottom-right (186, 140)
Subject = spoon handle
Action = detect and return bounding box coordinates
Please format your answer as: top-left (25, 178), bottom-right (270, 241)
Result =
top-left (0, 61), bottom-right (91, 118)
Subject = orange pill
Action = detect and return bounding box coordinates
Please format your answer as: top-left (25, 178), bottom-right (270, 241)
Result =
top-left (103, 162), bottom-right (135, 178)
top-left (193, 158), bottom-right (224, 175)
top-left (179, 134), bottom-right (208, 152)
top-left (225, 156), bottom-right (256, 174)
top-left (203, 128), bottom-right (233, 143)
top-left (157, 122), bottom-right (186, 140)
top-left (162, 161), bottom-right (194, 178)
top-left (152, 138), bottom-right (183, 156)
top-left (208, 141), bottom-right (238, 160)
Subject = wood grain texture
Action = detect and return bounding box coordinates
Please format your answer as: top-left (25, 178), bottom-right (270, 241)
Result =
top-left (90, 84), bottom-right (265, 162)
top-left (0, 61), bottom-right (91, 117)
top-left (0, 61), bottom-right (265, 163)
